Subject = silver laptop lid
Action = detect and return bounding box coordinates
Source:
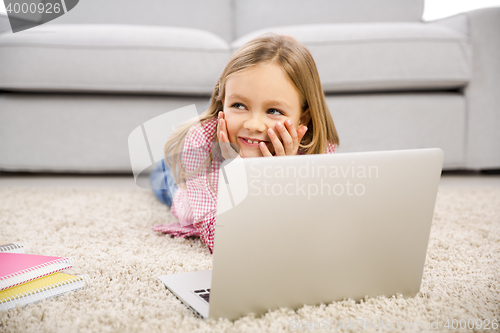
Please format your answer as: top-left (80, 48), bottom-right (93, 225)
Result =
top-left (209, 148), bottom-right (443, 320)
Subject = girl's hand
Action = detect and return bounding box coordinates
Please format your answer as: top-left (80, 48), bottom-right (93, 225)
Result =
top-left (217, 111), bottom-right (241, 160)
top-left (260, 119), bottom-right (307, 157)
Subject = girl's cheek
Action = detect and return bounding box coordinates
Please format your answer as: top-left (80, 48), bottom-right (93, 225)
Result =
top-left (270, 121), bottom-right (284, 140)
top-left (224, 119), bottom-right (237, 144)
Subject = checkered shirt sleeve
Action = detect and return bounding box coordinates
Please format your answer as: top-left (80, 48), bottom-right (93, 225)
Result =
top-left (170, 118), bottom-right (220, 253)
top-left (326, 142), bottom-right (337, 154)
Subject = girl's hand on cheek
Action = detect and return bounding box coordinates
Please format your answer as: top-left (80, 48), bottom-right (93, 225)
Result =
top-left (259, 119), bottom-right (308, 157)
top-left (217, 111), bottom-right (242, 160)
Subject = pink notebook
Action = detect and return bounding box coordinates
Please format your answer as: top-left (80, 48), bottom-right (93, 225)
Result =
top-left (0, 253), bottom-right (72, 291)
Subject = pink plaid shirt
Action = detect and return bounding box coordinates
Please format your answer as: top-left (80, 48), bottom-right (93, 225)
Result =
top-left (152, 118), bottom-right (337, 253)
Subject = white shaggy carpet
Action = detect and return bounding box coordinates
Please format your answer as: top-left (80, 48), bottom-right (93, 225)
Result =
top-left (0, 186), bottom-right (499, 333)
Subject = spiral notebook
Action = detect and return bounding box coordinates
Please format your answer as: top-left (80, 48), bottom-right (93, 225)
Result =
top-left (0, 240), bottom-right (27, 254)
top-left (0, 253), bottom-right (73, 291)
top-left (0, 272), bottom-right (88, 311)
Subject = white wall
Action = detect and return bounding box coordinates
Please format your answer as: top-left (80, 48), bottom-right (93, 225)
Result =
top-left (422, 0), bottom-right (500, 20)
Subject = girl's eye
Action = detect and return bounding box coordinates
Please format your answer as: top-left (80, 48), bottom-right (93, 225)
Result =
top-left (231, 103), bottom-right (246, 110)
top-left (267, 108), bottom-right (285, 116)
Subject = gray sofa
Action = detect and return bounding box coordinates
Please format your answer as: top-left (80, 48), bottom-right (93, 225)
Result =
top-left (0, 0), bottom-right (499, 172)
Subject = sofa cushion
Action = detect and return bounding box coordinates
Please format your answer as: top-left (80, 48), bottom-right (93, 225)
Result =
top-left (231, 22), bottom-right (472, 93)
top-left (327, 93), bottom-right (466, 168)
top-left (234, 0), bottom-right (424, 40)
top-left (44, 0), bottom-right (234, 43)
top-left (0, 24), bottom-right (230, 95)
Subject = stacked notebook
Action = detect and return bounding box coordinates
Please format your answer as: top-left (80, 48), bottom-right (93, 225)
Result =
top-left (0, 243), bottom-right (88, 311)
top-left (0, 240), bottom-right (28, 254)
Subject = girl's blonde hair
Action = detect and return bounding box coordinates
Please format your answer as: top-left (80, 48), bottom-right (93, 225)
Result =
top-left (165, 33), bottom-right (339, 188)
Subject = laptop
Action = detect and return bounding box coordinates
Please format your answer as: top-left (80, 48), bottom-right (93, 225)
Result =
top-left (158, 148), bottom-right (443, 320)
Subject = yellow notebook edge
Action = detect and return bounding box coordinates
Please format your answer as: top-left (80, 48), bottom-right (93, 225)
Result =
top-left (0, 273), bottom-right (90, 311)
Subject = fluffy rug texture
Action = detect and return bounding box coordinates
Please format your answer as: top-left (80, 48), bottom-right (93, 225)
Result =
top-left (0, 186), bottom-right (499, 333)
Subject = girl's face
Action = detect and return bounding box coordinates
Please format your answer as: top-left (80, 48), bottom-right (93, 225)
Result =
top-left (222, 62), bottom-right (308, 158)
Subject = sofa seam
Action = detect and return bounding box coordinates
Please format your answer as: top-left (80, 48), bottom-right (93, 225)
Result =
top-left (0, 79), bottom-right (470, 92)
top-left (2, 38), bottom-right (469, 51)
top-left (302, 38), bottom-right (470, 46)
top-left (462, 11), bottom-right (474, 168)
top-left (323, 78), bottom-right (469, 85)
top-left (0, 44), bottom-right (230, 53)
top-left (230, 39), bottom-right (471, 52)
top-left (0, 83), bottom-right (215, 92)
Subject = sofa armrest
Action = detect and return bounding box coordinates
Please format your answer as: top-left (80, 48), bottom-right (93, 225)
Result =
top-left (462, 7), bottom-right (500, 169)
top-left (432, 8), bottom-right (500, 169)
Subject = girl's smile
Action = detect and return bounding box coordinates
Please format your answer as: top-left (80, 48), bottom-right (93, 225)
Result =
top-left (222, 62), bottom-right (308, 158)
top-left (239, 136), bottom-right (269, 146)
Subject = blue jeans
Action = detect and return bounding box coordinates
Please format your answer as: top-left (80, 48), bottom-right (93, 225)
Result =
top-left (149, 159), bottom-right (179, 207)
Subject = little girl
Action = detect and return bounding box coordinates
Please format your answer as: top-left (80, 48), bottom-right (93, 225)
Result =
top-left (150, 33), bottom-right (339, 253)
